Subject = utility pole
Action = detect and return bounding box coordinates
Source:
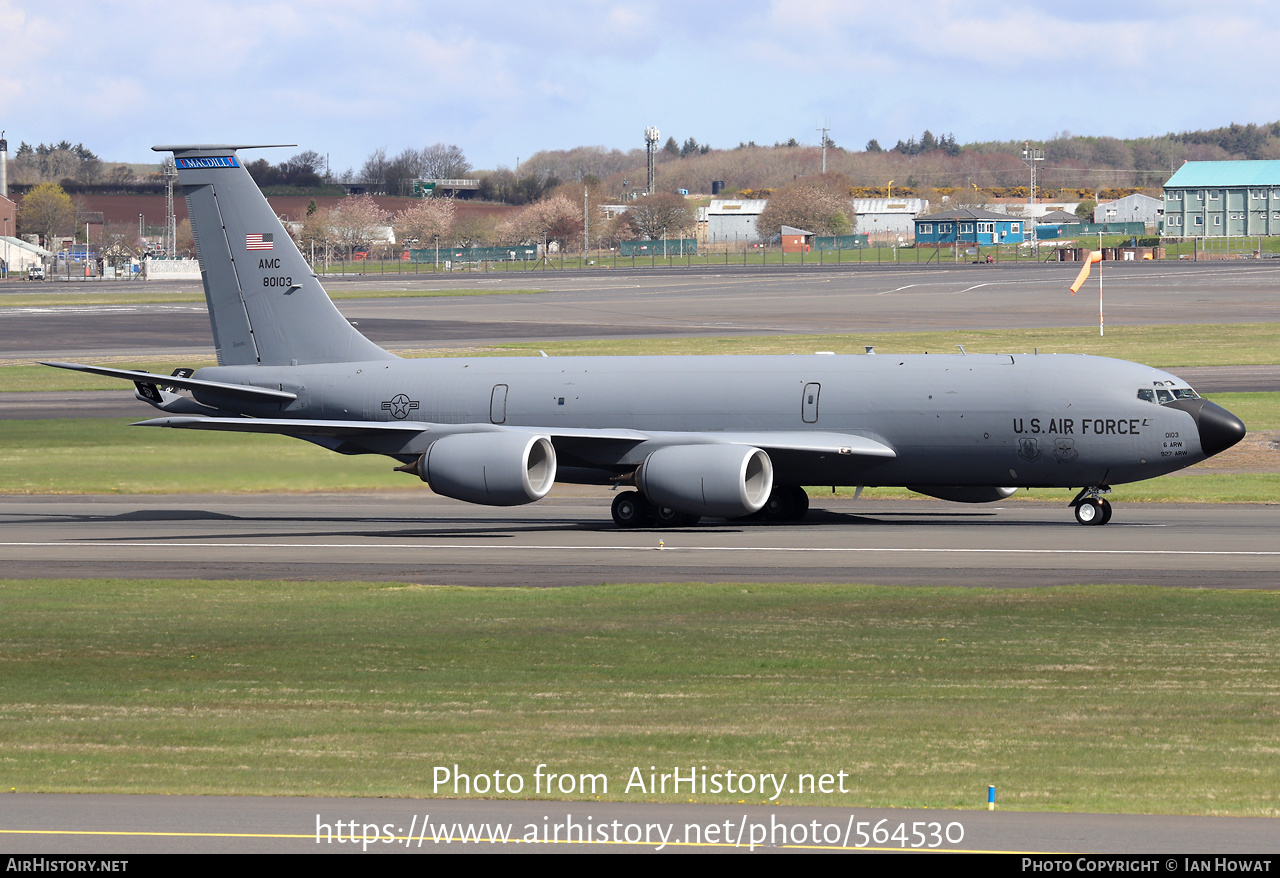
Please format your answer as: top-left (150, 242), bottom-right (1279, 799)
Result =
top-left (817, 122), bottom-right (831, 174)
top-left (1021, 142), bottom-right (1045, 257)
top-left (1020, 141), bottom-right (1044, 205)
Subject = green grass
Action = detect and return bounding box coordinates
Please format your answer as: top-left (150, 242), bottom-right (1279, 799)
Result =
top-left (0, 287), bottom-right (546, 309)
top-left (0, 419), bottom-right (405, 494)
top-left (7, 324), bottom-right (1279, 392)
top-left (1, 579), bottom-right (1276, 814)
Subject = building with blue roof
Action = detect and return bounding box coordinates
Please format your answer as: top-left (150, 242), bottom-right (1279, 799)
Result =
top-left (1163, 160), bottom-right (1280, 236)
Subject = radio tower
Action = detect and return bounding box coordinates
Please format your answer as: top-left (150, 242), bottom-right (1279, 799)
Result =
top-left (644, 126), bottom-right (660, 195)
top-left (162, 157), bottom-right (178, 257)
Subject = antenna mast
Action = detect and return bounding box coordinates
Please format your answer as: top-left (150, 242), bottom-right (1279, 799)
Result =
top-left (644, 126), bottom-right (660, 195)
top-left (162, 157), bottom-right (178, 257)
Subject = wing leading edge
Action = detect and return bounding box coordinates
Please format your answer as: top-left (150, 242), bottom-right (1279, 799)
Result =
top-left (131, 416), bottom-right (897, 459)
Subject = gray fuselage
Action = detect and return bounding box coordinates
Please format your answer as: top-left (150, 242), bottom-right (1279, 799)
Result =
top-left (192, 351), bottom-right (1209, 489)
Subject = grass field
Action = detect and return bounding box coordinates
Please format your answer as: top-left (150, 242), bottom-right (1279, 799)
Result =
top-left (1, 579), bottom-right (1275, 814)
top-left (7, 323), bottom-right (1280, 392)
top-left (0, 391), bottom-right (1274, 498)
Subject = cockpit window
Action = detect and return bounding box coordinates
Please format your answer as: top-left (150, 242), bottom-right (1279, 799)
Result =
top-left (1138, 385), bottom-right (1199, 404)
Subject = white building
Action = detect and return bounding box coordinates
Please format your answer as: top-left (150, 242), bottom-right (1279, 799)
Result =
top-left (705, 199), bottom-right (767, 243)
top-left (852, 198), bottom-right (928, 237)
top-left (1094, 193), bottom-right (1162, 228)
top-left (0, 235), bottom-right (51, 275)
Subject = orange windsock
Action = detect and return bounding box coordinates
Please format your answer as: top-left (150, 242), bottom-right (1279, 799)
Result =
top-left (1069, 250), bottom-right (1103, 294)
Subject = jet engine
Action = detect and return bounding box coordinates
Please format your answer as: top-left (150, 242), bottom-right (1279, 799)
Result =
top-left (416, 432), bottom-right (556, 506)
top-left (636, 444), bottom-right (773, 518)
top-left (908, 486), bottom-right (1018, 503)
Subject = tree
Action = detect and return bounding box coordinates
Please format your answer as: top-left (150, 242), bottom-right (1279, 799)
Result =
top-left (756, 180), bottom-right (853, 239)
top-left (19, 182), bottom-right (75, 247)
top-left (451, 213), bottom-right (499, 247)
top-left (360, 148), bottom-right (389, 192)
top-left (662, 137), bottom-right (679, 156)
top-left (865, 139), bottom-right (882, 153)
top-left (383, 147), bottom-right (421, 195)
top-left (498, 194), bottom-right (583, 247)
top-left (327, 195), bottom-right (389, 254)
top-left (621, 192), bottom-right (693, 240)
top-left (175, 219), bottom-right (195, 257)
top-left (1075, 199), bottom-right (1097, 221)
top-left (419, 143), bottom-right (471, 180)
top-left (393, 198), bottom-right (455, 247)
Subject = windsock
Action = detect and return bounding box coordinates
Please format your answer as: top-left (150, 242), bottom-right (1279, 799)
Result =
top-left (1069, 250), bottom-right (1103, 294)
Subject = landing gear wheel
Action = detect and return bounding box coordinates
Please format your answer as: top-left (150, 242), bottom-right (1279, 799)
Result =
top-left (760, 486), bottom-right (810, 522)
top-left (786, 486), bottom-right (810, 520)
top-left (653, 505), bottom-right (700, 528)
top-left (611, 491), bottom-right (652, 528)
top-left (1075, 498), bottom-right (1105, 526)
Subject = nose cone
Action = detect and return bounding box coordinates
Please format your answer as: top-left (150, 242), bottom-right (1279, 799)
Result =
top-left (1196, 400), bottom-right (1247, 457)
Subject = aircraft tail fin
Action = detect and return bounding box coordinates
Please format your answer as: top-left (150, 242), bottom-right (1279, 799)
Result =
top-left (154, 144), bottom-right (395, 367)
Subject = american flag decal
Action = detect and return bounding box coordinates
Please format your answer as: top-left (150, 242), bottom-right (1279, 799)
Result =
top-left (246, 233), bottom-right (274, 251)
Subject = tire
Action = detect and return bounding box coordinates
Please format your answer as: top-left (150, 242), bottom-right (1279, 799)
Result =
top-left (1099, 499), bottom-right (1113, 525)
top-left (653, 506), bottom-right (700, 528)
top-left (611, 491), bottom-right (651, 528)
top-left (760, 486), bottom-right (810, 522)
top-left (1074, 499), bottom-right (1101, 525)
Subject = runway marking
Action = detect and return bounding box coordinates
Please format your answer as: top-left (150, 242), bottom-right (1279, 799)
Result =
top-left (873, 284), bottom-right (918, 296)
top-left (4, 541), bottom-right (1278, 557)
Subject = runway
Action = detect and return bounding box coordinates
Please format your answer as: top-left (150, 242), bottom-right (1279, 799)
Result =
top-left (4, 793), bottom-right (1276, 854)
top-left (2, 493), bottom-right (1276, 588)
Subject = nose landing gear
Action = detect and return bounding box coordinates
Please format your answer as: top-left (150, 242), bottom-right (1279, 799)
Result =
top-left (1071, 487), bottom-right (1113, 526)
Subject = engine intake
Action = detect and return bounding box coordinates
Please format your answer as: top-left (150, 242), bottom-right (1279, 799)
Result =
top-left (419, 432), bottom-right (556, 506)
top-left (636, 444), bottom-right (773, 518)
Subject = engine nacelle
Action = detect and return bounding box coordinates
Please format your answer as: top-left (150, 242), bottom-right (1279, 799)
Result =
top-left (636, 444), bottom-right (773, 518)
top-left (421, 432), bottom-right (556, 506)
top-left (908, 486), bottom-right (1018, 503)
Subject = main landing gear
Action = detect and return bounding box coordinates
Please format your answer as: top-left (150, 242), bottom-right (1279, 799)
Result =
top-left (1071, 487), bottom-right (1113, 526)
top-left (611, 491), bottom-right (701, 529)
top-left (751, 485), bottom-right (810, 523)
top-left (610, 486), bottom-right (811, 528)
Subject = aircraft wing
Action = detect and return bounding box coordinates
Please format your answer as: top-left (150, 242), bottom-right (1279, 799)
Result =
top-left (131, 417), bottom-right (896, 458)
top-left (43, 362), bottom-right (297, 404)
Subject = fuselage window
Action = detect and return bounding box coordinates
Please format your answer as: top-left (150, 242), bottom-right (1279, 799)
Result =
top-left (1156, 389), bottom-right (1174, 403)
top-left (1137, 388), bottom-right (1156, 403)
top-left (1172, 388), bottom-right (1199, 400)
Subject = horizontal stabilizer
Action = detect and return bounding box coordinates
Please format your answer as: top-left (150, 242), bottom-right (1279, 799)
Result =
top-left (42, 362), bottom-right (297, 403)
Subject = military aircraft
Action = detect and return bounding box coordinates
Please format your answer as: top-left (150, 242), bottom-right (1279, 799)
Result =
top-left (45, 145), bottom-right (1246, 527)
